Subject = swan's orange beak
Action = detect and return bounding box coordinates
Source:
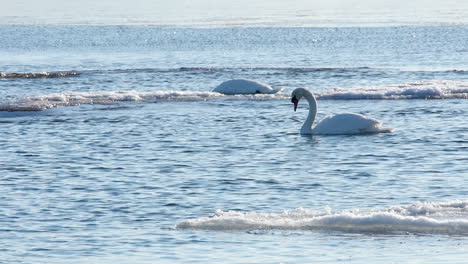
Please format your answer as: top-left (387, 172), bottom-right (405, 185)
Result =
top-left (291, 96), bottom-right (299, 112)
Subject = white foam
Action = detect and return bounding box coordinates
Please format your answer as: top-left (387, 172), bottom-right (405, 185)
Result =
top-left (177, 200), bottom-right (468, 234)
top-left (0, 90), bottom-right (291, 112)
top-left (0, 71), bottom-right (81, 79)
top-left (1, 80), bottom-right (467, 111)
top-left (0, 90), bottom-right (225, 112)
top-left (316, 80), bottom-right (468, 100)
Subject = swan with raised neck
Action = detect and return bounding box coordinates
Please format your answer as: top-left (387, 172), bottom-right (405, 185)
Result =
top-left (291, 87), bottom-right (393, 135)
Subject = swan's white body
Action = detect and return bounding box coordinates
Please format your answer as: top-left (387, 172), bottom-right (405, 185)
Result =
top-left (213, 79), bottom-right (282, 95)
top-left (291, 88), bottom-right (392, 135)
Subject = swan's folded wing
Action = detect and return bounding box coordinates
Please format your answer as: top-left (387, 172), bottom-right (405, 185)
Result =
top-left (313, 113), bottom-right (387, 135)
top-left (213, 79), bottom-right (276, 95)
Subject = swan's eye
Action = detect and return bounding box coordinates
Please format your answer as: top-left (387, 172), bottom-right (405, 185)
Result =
top-left (291, 96), bottom-right (299, 111)
top-left (291, 96), bottom-right (298, 103)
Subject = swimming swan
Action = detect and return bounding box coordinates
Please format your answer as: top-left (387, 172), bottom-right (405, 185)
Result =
top-left (291, 88), bottom-right (393, 135)
top-left (213, 79), bottom-right (282, 95)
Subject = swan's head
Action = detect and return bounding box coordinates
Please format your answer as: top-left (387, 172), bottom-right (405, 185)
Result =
top-left (291, 88), bottom-right (308, 112)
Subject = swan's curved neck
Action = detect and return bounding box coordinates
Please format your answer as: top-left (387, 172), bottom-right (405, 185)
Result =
top-left (301, 91), bottom-right (317, 135)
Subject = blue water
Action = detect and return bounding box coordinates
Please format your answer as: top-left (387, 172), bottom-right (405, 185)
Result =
top-left (1, 25), bottom-right (468, 263)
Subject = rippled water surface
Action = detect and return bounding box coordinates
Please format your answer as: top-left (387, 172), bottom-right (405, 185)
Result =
top-left (1, 25), bottom-right (468, 263)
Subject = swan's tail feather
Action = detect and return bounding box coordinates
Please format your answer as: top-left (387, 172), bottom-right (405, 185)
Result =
top-left (369, 124), bottom-right (394, 134)
top-left (271, 88), bottom-right (284, 94)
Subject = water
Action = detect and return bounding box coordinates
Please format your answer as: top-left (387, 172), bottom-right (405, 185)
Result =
top-left (2, 0), bottom-right (467, 26)
top-left (1, 23), bottom-right (468, 263)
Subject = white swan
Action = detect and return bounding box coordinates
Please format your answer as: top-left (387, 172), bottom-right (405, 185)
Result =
top-left (291, 88), bottom-right (393, 135)
top-left (213, 79), bottom-right (282, 95)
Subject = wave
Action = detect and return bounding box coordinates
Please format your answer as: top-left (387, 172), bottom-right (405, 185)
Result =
top-left (0, 91), bottom-right (222, 112)
top-left (176, 200), bottom-right (468, 235)
top-left (316, 80), bottom-right (468, 100)
top-left (80, 67), bottom-right (468, 75)
top-left (2, 67), bottom-right (465, 79)
top-left (0, 90), bottom-right (286, 112)
top-left (178, 66), bottom-right (375, 72)
top-left (0, 71), bottom-right (81, 79)
top-left (1, 80), bottom-right (467, 111)
top-left (0, 67), bottom-right (372, 80)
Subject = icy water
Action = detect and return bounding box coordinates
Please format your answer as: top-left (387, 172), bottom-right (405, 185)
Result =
top-left (1, 25), bottom-right (468, 263)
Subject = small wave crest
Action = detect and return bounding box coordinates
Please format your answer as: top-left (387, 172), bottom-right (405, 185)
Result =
top-left (0, 90), bottom-right (224, 112)
top-left (3, 67), bottom-right (465, 79)
top-left (1, 80), bottom-right (467, 111)
top-left (316, 80), bottom-right (468, 100)
top-left (0, 71), bottom-right (81, 79)
top-left (177, 200), bottom-right (468, 235)
top-left (0, 90), bottom-right (286, 112)
top-left (0, 67), bottom-right (374, 80)
top-left (177, 66), bottom-right (372, 73)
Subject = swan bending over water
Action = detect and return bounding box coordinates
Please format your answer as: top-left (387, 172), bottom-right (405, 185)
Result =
top-left (291, 88), bottom-right (393, 135)
top-left (213, 79), bottom-right (282, 95)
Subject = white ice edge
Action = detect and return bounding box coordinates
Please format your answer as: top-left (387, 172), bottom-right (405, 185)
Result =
top-left (1, 80), bottom-right (467, 111)
top-left (177, 200), bottom-right (468, 234)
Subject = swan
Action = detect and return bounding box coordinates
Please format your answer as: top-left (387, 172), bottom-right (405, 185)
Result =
top-left (213, 79), bottom-right (282, 95)
top-left (291, 88), bottom-right (393, 135)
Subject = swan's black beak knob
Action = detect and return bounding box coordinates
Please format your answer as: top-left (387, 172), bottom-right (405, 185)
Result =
top-left (291, 96), bottom-right (299, 112)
